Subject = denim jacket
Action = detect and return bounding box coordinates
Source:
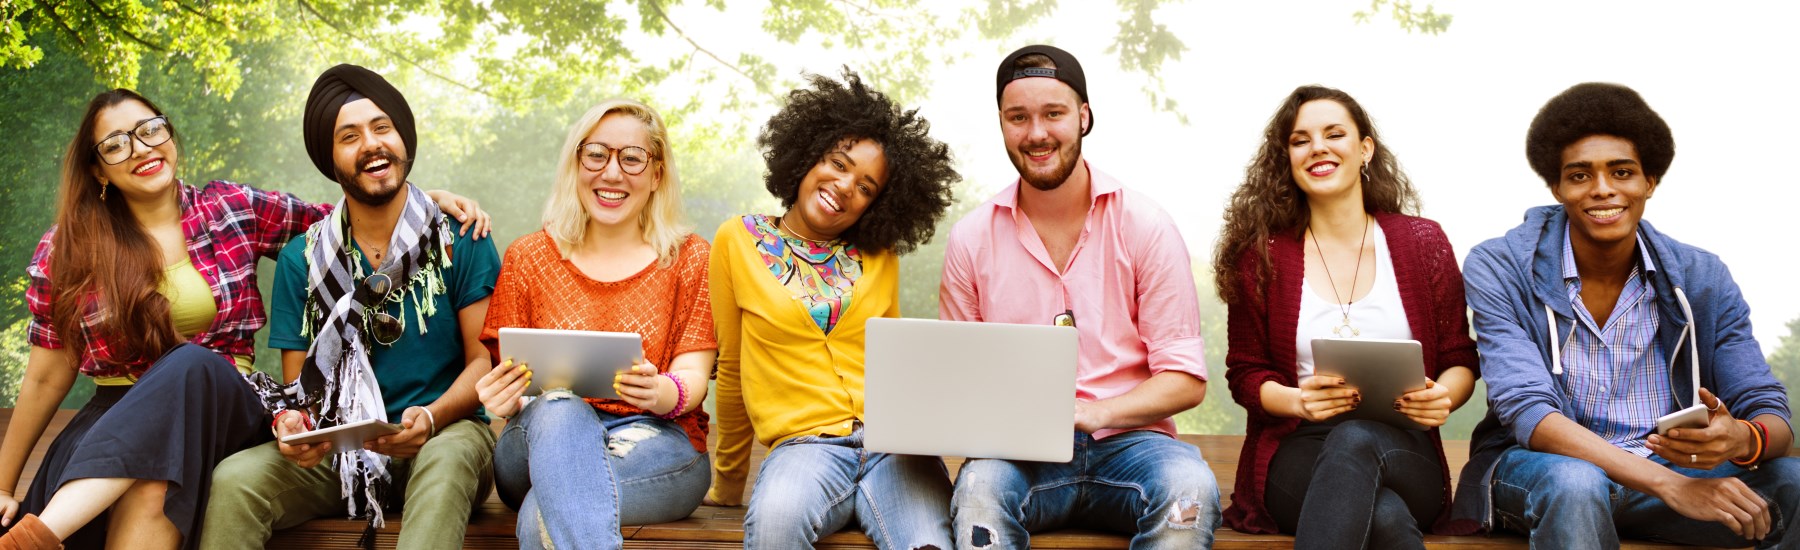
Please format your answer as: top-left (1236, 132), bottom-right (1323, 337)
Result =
top-left (1451, 205), bottom-right (1789, 530)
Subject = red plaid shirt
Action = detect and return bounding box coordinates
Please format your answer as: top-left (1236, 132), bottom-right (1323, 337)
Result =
top-left (27, 181), bottom-right (332, 378)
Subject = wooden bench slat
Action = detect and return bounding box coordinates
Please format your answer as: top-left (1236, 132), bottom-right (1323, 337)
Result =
top-left (0, 409), bottom-right (1747, 548)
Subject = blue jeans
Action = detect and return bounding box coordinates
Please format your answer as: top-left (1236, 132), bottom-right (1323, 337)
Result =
top-left (1492, 447), bottom-right (1800, 549)
top-left (744, 426), bottom-right (953, 549)
top-left (951, 430), bottom-right (1222, 550)
top-left (493, 396), bottom-right (710, 550)
top-left (1266, 420), bottom-right (1443, 550)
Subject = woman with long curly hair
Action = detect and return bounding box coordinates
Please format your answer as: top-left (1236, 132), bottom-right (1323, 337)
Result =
top-left (1214, 85), bottom-right (1480, 548)
top-left (0, 89), bottom-right (484, 550)
top-left (705, 69), bottom-right (958, 549)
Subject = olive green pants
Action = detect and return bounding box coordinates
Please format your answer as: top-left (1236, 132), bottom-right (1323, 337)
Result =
top-left (196, 419), bottom-right (494, 550)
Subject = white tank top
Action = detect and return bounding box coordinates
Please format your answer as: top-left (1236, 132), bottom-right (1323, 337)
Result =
top-left (1295, 224), bottom-right (1412, 377)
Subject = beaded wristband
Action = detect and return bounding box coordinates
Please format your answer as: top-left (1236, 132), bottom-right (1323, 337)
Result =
top-left (271, 409), bottom-right (314, 434)
top-left (1731, 418), bottom-right (1764, 467)
top-left (660, 372), bottom-right (688, 419)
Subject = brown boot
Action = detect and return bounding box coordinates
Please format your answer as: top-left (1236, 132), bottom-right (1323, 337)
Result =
top-left (0, 514), bottom-right (62, 550)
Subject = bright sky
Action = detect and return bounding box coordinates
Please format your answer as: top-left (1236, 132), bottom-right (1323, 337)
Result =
top-left (663, 0), bottom-right (1799, 353)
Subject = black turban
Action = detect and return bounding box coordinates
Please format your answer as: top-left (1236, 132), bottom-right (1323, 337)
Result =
top-left (303, 64), bottom-right (416, 181)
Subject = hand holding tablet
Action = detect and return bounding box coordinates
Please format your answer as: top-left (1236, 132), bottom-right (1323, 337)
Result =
top-left (1310, 338), bottom-right (1431, 431)
top-left (498, 328), bottom-right (644, 399)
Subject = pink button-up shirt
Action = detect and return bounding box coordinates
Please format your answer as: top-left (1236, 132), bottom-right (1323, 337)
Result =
top-left (939, 162), bottom-right (1207, 440)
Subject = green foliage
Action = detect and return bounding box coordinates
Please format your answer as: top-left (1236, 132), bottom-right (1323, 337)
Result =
top-left (0, 316), bottom-right (26, 406)
top-left (1351, 0), bottom-right (1454, 35)
top-left (1769, 315), bottom-right (1800, 438)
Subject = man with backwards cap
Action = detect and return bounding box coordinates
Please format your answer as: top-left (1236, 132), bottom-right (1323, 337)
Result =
top-left (1453, 82), bottom-right (1800, 549)
top-left (938, 44), bottom-right (1222, 548)
top-left (198, 64), bottom-right (501, 550)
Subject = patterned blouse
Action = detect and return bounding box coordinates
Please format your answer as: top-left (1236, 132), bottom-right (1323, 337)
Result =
top-left (744, 214), bottom-right (861, 334)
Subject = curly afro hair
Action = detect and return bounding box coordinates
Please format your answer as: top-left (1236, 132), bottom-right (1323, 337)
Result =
top-left (760, 69), bottom-right (959, 254)
top-left (1526, 82), bottom-right (1674, 187)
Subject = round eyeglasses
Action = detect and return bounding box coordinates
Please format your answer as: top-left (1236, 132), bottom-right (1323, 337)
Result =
top-left (577, 142), bottom-right (652, 175)
top-left (95, 116), bottom-right (173, 166)
top-left (358, 272), bottom-right (403, 346)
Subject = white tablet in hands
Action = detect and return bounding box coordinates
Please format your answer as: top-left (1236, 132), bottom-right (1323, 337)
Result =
top-left (279, 418), bottom-right (402, 449)
top-left (1310, 338), bottom-right (1431, 431)
top-left (497, 327), bottom-right (644, 399)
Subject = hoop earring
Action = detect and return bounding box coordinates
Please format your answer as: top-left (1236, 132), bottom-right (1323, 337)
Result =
top-left (100, 180), bottom-right (109, 201)
top-left (1360, 162), bottom-right (1370, 183)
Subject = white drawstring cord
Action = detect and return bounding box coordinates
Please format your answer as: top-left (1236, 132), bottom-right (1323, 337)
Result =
top-left (1673, 287), bottom-right (1700, 407)
top-left (1545, 303), bottom-right (1564, 375)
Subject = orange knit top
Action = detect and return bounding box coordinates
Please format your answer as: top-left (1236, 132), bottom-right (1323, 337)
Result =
top-left (480, 230), bottom-right (717, 452)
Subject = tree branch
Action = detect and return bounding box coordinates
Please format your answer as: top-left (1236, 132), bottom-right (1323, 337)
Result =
top-left (292, 0), bottom-right (492, 98)
top-left (644, 0), bottom-right (777, 99)
top-left (172, 0), bottom-right (229, 28)
top-left (81, 0), bottom-right (170, 51)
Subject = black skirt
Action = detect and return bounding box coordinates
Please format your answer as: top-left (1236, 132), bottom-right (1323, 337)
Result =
top-left (12, 343), bottom-right (269, 550)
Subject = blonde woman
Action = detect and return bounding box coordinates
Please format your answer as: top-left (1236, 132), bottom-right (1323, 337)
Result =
top-left (475, 98), bottom-right (716, 549)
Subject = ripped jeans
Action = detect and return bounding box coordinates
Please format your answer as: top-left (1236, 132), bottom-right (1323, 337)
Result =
top-left (951, 430), bottom-right (1222, 550)
top-left (494, 395), bottom-right (710, 549)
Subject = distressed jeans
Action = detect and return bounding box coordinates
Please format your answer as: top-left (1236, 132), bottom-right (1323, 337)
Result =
top-left (951, 430), bottom-right (1222, 550)
top-left (744, 425), bottom-right (953, 550)
top-left (1493, 447), bottom-right (1800, 549)
top-left (493, 395), bottom-right (709, 550)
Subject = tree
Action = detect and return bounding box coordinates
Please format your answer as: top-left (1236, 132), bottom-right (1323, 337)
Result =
top-left (1768, 315), bottom-right (1800, 438)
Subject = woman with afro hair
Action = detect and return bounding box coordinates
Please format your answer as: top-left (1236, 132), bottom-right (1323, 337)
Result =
top-left (704, 69), bottom-right (959, 549)
top-left (1455, 82), bottom-right (1800, 547)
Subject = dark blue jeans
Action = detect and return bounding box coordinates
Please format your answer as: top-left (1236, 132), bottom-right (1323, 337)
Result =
top-left (1492, 447), bottom-right (1800, 549)
top-left (1266, 420), bottom-right (1443, 550)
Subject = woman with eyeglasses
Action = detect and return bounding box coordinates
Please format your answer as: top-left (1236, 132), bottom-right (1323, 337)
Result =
top-left (1214, 85), bottom-right (1480, 548)
top-left (0, 89), bottom-right (488, 550)
top-left (473, 98), bottom-right (716, 549)
top-left (706, 70), bottom-right (959, 549)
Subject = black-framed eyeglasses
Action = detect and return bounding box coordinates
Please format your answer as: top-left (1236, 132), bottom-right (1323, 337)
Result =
top-left (358, 272), bottom-right (403, 346)
top-left (94, 116), bottom-right (173, 166)
top-left (577, 142), bottom-right (652, 175)
top-left (1053, 309), bottom-right (1076, 328)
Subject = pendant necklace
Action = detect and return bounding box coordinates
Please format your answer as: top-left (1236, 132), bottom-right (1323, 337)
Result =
top-left (1310, 214), bottom-right (1371, 338)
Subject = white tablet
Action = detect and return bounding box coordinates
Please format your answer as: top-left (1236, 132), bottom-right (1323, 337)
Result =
top-left (497, 327), bottom-right (644, 399)
top-left (1309, 338), bottom-right (1430, 431)
top-left (279, 418), bottom-right (402, 449)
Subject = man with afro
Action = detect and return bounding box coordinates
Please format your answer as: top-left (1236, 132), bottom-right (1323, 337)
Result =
top-left (1453, 82), bottom-right (1800, 548)
top-left (937, 44), bottom-right (1221, 548)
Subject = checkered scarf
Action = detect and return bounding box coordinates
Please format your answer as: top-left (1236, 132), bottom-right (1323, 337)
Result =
top-left (247, 183), bottom-right (451, 529)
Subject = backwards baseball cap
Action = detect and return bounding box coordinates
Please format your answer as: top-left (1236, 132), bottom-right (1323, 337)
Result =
top-left (994, 44), bottom-right (1092, 136)
top-left (303, 64), bottom-right (416, 182)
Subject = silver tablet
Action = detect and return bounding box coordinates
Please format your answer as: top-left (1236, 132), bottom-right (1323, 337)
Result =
top-left (1309, 338), bottom-right (1430, 431)
top-left (279, 418), bottom-right (402, 449)
top-left (497, 327), bottom-right (644, 398)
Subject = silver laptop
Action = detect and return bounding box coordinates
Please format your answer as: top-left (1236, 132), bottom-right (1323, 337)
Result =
top-left (864, 317), bottom-right (1078, 462)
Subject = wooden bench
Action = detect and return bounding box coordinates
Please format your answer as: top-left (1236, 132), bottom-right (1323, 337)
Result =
top-left (1, 409), bottom-right (1731, 548)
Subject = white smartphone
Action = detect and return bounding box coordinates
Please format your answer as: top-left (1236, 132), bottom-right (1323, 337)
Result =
top-left (1655, 404), bottom-right (1710, 436)
top-left (279, 418), bottom-right (403, 449)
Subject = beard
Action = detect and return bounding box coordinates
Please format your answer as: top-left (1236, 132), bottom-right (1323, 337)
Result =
top-left (335, 148), bottom-right (410, 206)
top-left (1009, 137), bottom-right (1082, 191)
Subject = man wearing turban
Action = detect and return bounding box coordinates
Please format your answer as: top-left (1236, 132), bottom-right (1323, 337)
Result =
top-left (199, 64), bottom-right (502, 550)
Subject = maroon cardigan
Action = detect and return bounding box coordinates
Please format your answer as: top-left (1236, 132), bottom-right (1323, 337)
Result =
top-left (1221, 212), bottom-right (1481, 535)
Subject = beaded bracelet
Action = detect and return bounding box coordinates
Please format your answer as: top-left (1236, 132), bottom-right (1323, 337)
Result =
top-left (660, 372), bottom-right (689, 419)
top-left (1731, 418), bottom-right (1765, 467)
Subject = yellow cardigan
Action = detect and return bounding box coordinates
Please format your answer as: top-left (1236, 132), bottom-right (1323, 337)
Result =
top-left (706, 216), bottom-right (899, 505)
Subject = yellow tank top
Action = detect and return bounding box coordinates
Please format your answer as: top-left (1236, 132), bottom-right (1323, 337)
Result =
top-left (93, 259), bottom-right (251, 385)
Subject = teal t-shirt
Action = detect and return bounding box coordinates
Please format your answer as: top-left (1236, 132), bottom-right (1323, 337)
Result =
top-left (269, 219), bottom-right (499, 423)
